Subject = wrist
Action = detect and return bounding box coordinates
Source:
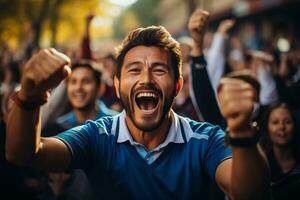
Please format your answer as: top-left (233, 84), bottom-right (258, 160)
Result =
top-left (18, 88), bottom-right (45, 102)
top-left (12, 90), bottom-right (48, 110)
top-left (225, 122), bottom-right (260, 147)
top-left (191, 44), bottom-right (204, 57)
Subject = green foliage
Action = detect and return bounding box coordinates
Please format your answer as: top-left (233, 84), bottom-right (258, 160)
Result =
top-left (112, 0), bottom-right (159, 39)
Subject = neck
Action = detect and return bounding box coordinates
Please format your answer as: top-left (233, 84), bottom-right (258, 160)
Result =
top-left (125, 112), bottom-right (173, 151)
top-left (273, 145), bottom-right (296, 172)
top-left (74, 103), bottom-right (98, 124)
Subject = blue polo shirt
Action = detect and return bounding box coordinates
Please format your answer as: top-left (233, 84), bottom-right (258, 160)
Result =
top-left (55, 110), bottom-right (232, 199)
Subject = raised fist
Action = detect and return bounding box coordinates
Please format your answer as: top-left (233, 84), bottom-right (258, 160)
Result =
top-left (217, 19), bottom-right (235, 35)
top-left (19, 48), bottom-right (71, 101)
top-left (188, 9), bottom-right (210, 46)
top-left (86, 13), bottom-right (94, 24)
top-left (217, 77), bottom-right (257, 137)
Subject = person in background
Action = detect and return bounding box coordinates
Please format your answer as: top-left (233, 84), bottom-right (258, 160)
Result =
top-left (260, 103), bottom-right (300, 182)
top-left (259, 102), bottom-right (300, 200)
top-left (173, 36), bottom-right (200, 121)
top-left (273, 49), bottom-right (300, 120)
top-left (100, 53), bottom-right (122, 112)
top-left (206, 19), bottom-right (235, 92)
top-left (43, 60), bottom-right (117, 135)
top-left (41, 60), bottom-right (117, 200)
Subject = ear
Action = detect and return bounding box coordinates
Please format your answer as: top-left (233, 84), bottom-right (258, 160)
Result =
top-left (114, 76), bottom-right (120, 99)
top-left (175, 76), bottom-right (184, 97)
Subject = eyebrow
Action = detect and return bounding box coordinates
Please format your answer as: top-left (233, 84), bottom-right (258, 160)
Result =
top-left (124, 61), bottom-right (141, 69)
top-left (124, 61), bottom-right (170, 69)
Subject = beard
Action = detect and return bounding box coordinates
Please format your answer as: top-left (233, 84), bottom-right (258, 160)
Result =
top-left (119, 82), bottom-right (175, 132)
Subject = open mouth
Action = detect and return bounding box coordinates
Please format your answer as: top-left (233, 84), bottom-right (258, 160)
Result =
top-left (135, 92), bottom-right (159, 111)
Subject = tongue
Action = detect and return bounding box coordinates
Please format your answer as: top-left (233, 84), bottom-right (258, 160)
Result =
top-left (139, 99), bottom-right (156, 110)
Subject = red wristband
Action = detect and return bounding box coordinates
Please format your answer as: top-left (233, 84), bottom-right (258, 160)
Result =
top-left (11, 91), bottom-right (48, 110)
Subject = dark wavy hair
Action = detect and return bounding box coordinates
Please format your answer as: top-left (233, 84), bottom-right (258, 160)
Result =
top-left (115, 26), bottom-right (182, 80)
top-left (71, 60), bottom-right (102, 86)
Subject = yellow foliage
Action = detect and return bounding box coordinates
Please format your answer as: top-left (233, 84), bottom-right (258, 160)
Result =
top-left (0, 0), bottom-right (118, 49)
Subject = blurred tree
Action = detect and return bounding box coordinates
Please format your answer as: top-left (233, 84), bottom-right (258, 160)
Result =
top-left (113, 0), bottom-right (159, 39)
top-left (0, 0), bottom-right (112, 54)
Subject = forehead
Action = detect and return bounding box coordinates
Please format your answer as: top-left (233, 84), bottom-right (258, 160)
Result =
top-left (70, 67), bottom-right (94, 79)
top-left (123, 46), bottom-right (170, 66)
top-left (270, 107), bottom-right (291, 117)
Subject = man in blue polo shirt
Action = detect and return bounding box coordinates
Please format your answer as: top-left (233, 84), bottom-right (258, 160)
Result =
top-left (6, 10), bottom-right (270, 200)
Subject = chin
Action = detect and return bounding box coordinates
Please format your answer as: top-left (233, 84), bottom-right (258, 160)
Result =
top-left (134, 114), bottom-right (165, 132)
top-left (135, 122), bottom-right (161, 132)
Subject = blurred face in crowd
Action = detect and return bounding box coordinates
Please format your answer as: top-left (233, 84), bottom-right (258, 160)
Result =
top-left (175, 64), bottom-right (190, 105)
top-left (115, 45), bottom-right (182, 132)
top-left (180, 43), bottom-right (191, 64)
top-left (67, 67), bottom-right (98, 110)
top-left (268, 107), bottom-right (295, 147)
top-left (104, 57), bottom-right (117, 79)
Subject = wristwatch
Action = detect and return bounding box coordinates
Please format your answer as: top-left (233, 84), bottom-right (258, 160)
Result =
top-left (224, 121), bottom-right (260, 147)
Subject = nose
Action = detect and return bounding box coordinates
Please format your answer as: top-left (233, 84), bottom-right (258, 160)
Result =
top-left (73, 81), bottom-right (83, 91)
top-left (278, 121), bottom-right (286, 131)
top-left (140, 68), bottom-right (152, 84)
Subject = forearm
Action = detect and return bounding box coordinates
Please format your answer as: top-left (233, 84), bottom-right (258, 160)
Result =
top-left (190, 56), bottom-right (225, 128)
top-left (81, 18), bottom-right (92, 59)
top-left (257, 66), bottom-right (279, 106)
top-left (231, 145), bottom-right (270, 200)
top-left (6, 102), bottom-right (42, 166)
top-left (81, 36), bottom-right (92, 59)
top-left (206, 33), bottom-right (226, 91)
top-left (41, 81), bottom-right (68, 129)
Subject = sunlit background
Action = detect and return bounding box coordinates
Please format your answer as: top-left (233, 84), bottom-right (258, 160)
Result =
top-left (0, 0), bottom-right (299, 54)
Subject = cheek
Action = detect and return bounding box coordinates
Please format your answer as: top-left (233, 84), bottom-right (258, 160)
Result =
top-left (85, 84), bottom-right (98, 96)
top-left (120, 78), bottom-right (135, 95)
top-left (164, 82), bottom-right (176, 97)
top-left (286, 124), bottom-right (295, 137)
top-left (67, 85), bottom-right (74, 95)
top-left (268, 123), bottom-right (277, 135)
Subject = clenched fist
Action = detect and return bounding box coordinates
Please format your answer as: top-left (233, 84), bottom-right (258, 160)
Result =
top-left (218, 77), bottom-right (258, 137)
top-left (188, 9), bottom-right (209, 48)
top-left (19, 48), bottom-right (71, 102)
top-left (217, 19), bottom-right (235, 35)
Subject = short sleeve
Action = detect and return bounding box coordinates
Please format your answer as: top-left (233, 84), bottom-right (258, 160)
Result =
top-left (54, 120), bottom-right (99, 170)
top-left (204, 125), bottom-right (232, 181)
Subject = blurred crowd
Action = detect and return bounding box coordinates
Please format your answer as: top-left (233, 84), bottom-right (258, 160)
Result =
top-left (1, 8), bottom-right (300, 200)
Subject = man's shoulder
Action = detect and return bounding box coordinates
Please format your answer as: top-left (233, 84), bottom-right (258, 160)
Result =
top-left (178, 115), bottom-right (224, 141)
top-left (86, 115), bottom-right (114, 132)
top-left (83, 114), bottom-right (121, 137)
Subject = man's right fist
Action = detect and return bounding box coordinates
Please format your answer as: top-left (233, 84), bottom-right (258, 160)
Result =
top-left (19, 49), bottom-right (71, 101)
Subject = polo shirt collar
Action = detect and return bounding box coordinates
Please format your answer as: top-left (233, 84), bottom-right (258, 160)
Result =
top-left (116, 110), bottom-right (185, 145)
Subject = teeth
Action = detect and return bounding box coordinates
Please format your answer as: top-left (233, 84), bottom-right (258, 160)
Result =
top-left (137, 92), bottom-right (157, 98)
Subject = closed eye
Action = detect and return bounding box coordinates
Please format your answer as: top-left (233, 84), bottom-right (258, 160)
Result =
top-left (128, 66), bottom-right (141, 74)
top-left (152, 66), bottom-right (168, 75)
